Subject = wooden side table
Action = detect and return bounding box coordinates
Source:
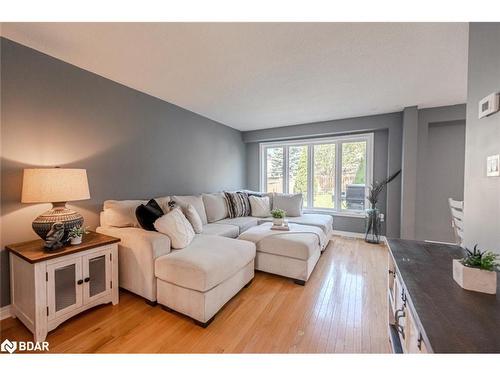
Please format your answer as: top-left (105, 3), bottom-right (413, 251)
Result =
top-left (6, 232), bottom-right (120, 342)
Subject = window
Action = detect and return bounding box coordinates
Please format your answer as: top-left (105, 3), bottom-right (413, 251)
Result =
top-left (260, 133), bottom-right (373, 216)
top-left (313, 143), bottom-right (336, 209)
top-left (265, 147), bottom-right (284, 193)
top-left (288, 145), bottom-right (308, 207)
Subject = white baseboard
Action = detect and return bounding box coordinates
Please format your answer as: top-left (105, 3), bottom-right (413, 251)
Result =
top-left (0, 305), bottom-right (11, 320)
top-left (332, 230), bottom-right (365, 239)
top-left (332, 230), bottom-right (386, 242)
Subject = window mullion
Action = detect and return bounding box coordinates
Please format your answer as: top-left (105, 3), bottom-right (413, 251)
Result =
top-left (261, 146), bottom-right (266, 192)
top-left (284, 146), bottom-right (289, 194)
top-left (335, 141), bottom-right (342, 211)
top-left (307, 144), bottom-right (313, 208)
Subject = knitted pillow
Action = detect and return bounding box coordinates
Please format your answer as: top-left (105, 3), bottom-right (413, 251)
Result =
top-left (224, 191), bottom-right (251, 218)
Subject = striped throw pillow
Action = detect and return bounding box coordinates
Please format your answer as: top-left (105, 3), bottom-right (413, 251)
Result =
top-left (224, 191), bottom-right (251, 218)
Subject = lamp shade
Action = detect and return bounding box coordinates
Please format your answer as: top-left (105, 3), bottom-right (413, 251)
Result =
top-left (21, 168), bottom-right (90, 203)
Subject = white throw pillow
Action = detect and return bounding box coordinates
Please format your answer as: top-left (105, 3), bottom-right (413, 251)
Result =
top-left (249, 195), bottom-right (271, 218)
top-left (202, 193), bottom-right (228, 222)
top-left (182, 204), bottom-right (203, 234)
top-left (154, 207), bottom-right (195, 249)
top-left (172, 195), bottom-right (208, 224)
top-left (102, 199), bottom-right (146, 227)
top-left (272, 193), bottom-right (303, 217)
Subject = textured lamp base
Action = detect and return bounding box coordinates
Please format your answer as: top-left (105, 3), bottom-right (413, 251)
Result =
top-left (32, 202), bottom-right (84, 241)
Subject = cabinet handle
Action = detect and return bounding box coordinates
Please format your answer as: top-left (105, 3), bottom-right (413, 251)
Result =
top-left (394, 308), bottom-right (406, 339)
top-left (77, 279), bottom-right (83, 285)
top-left (417, 332), bottom-right (423, 350)
top-left (84, 277), bottom-right (90, 283)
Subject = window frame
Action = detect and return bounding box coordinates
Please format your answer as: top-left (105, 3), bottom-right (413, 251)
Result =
top-left (259, 133), bottom-right (374, 218)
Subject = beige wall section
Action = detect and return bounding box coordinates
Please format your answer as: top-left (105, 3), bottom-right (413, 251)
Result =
top-left (463, 23), bottom-right (500, 253)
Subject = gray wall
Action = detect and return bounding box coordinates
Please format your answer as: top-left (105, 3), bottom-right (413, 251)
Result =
top-left (416, 120), bottom-right (465, 242)
top-left (400, 104), bottom-right (467, 241)
top-left (0, 37), bottom-right (246, 306)
top-left (463, 23), bottom-right (500, 253)
top-left (400, 106), bottom-right (418, 239)
top-left (243, 113), bottom-right (402, 236)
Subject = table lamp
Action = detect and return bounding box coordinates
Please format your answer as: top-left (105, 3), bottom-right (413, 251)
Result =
top-left (21, 168), bottom-right (91, 241)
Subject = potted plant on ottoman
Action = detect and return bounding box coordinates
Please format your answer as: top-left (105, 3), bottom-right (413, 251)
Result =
top-left (271, 208), bottom-right (286, 226)
top-left (68, 226), bottom-right (89, 245)
top-left (453, 245), bottom-right (499, 294)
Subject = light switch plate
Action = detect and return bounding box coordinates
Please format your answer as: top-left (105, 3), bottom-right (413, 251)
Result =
top-left (486, 154), bottom-right (500, 177)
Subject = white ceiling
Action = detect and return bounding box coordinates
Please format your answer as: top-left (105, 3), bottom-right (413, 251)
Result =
top-left (1, 23), bottom-right (469, 131)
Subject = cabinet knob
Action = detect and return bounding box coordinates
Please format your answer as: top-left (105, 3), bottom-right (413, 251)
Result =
top-left (77, 279), bottom-right (83, 285)
top-left (84, 277), bottom-right (90, 283)
top-left (417, 332), bottom-right (423, 350)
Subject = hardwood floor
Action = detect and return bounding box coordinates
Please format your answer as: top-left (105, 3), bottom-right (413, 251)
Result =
top-left (0, 236), bottom-right (390, 353)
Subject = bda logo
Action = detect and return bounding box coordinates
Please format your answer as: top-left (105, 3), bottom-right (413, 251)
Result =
top-left (1, 339), bottom-right (17, 354)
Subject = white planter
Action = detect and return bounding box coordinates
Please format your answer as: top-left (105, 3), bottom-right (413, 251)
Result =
top-left (70, 235), bottom-right (83, 245)
top-left (273, 218), bottom-right (284, 226)
top-left (452, 259), bottom-right (497, 294)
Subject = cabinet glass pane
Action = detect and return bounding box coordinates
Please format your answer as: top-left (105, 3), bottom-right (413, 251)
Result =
top-left (55, 264), bottom-right (76, 312)
top-left (89, 255), bottom-right (106, 297)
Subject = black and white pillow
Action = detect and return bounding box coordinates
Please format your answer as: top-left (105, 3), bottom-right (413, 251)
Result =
top-left (224, 191), bottom-right (251, 218)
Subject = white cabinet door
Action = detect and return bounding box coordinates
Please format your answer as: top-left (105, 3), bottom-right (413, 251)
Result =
top-left (46, 257), bottom-right (83, 320)
top-left (82, 248), bottom-right (112, 305)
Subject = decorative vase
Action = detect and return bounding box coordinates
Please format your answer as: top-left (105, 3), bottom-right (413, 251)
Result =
top-left (365, 206), bottom-right (381, 244)
top-left (273, 218), bottom-right (284, 226)
top-left (32, 202), bottom-right (84, 242)
top-left (70, 235), bottom-right (83, 245)
top-left (452, 259), bottom-right (497, 294)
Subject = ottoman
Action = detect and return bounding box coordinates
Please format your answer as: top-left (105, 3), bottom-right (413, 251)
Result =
top-left (238, 222), bottom-right (327, 285)
top-left (155, 235), bottom-right (256, 327)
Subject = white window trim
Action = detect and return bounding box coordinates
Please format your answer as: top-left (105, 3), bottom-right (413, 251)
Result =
top-left (259, 133), bottom-right (374, 218)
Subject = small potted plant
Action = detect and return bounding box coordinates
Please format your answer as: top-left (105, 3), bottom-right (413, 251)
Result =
top-left (68, 226), bottom-right (89, 245)
top-left (453, 245), bottom-right (499, 294)
top-left (271, 208), bottom-right (286, 226)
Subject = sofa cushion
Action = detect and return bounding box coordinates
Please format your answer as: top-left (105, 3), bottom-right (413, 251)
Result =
top-left (154, 208), bottom-right (195, 249)
top-left (272, 193), bottom-right (303, 217)
top-left (172, 195), bottom-right (208, 224)
top-left (259, 213), bottom-right (333, 235)
top-left (238, 223), bottom-right (321, 260)
top-left (216, 216), bottom-right (259, 233)
top-left (249, 195), bottom-right (271, 217)
top-left (201, 223), bottom-right (239, 238)
top-left (102, 199), bottom-right (147, 227)
top-left (136, 199), bottom-right (165, 231)
top-left (154, 196), bottom-right (172, 214)
top-left (155, 235), bottom-right (256, 292)
top-left (202, 193), bottom-right (228, 223)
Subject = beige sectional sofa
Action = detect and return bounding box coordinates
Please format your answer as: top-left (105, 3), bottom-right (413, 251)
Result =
top-left (96, 191), bottom-right (333, 325)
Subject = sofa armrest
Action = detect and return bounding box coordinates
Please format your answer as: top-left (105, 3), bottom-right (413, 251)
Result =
top-left (97, 226), bottom-right (171, 258)
top-left (96, 226), bottom-right (171, 301)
